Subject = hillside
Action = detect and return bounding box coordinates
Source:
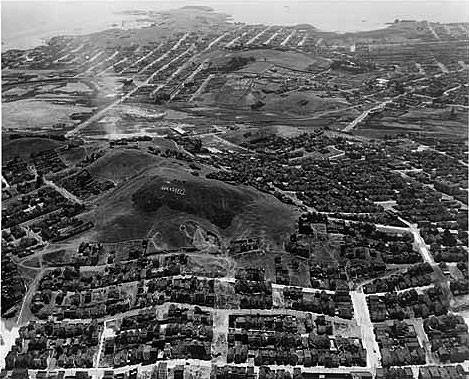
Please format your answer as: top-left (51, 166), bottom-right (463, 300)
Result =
top-left (132, 176), bottom-right (249, 229)
top-left (210, 48), bottom-right (330, 73)
top-left (92, 164), bottom-right (299, 249)
top-left (2, 137), bottom-right (65, 161)
top-left (262, 92), bottom-right (348, 115)
top-left (88, 148), bottom-right (163, 183)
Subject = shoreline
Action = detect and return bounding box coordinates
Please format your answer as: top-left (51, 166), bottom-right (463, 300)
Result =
top-left (3, 1), bottom-right (469, 53)
top-left (0, 15), bottom-right (413, 54)
top-left (1, 16), bottom-right (152, 53)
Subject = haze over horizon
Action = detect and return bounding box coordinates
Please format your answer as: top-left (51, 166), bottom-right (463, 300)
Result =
top-left (2, 0), bottom-right (469, 50)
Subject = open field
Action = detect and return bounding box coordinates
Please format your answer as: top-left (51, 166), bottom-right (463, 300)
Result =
top-left (357, 107), bottom-right (469, 139)
top-left (2, 99), bottom-right (92, 131)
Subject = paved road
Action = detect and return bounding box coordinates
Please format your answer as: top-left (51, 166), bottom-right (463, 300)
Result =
top-left (246, 26), bottom-right (272, 45)
top-left (398, 217), bottom-right (435, 265)
top-left (264, 28), bottom-right (283, 45)
top-left (150, 46), bottom-right (196, 97)
top-left (190, 74), bottom-right (215, 102)
top-left (342, 98), bottom-right (395, 132)
top-left (280, 30), bottom-right (295, 47)
top-left (425, 21), bottom-right (441, 41)
top-left (170, 61), bottom-right (207, 100)
top-left (125, 43), bottom-right (163, 71)
top-left (17, 268), bottom-right (48, 325)
top-left (350, 290), bottom-right (381, 372)
top-left (84, 51), bottom-right (119, 74)
top-left (102, 58), bottom-right (127, 75)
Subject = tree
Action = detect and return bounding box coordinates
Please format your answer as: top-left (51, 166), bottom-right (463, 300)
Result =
top-left (442, 229), bottom-right (457, 247)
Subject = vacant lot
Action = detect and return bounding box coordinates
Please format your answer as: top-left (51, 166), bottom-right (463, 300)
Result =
top-left (2, 99), bottom-right (92, 131)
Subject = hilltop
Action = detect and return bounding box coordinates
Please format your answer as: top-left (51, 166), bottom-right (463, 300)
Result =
top-left (92, 164), bottom-right (298, 249)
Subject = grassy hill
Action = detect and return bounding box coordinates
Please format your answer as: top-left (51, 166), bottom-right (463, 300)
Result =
top-left (92, 163), bottom-right (298, 249)
top-left (208, 85), bottom-right (348, 116)
top-left (211, 48), bottom-right (330, 73)
top-left (88, 148), bottom-right (163, 183)
top-left (262, 92), bottom-right (348, 115)
top-left (132, 175), bottom-right (248, 229)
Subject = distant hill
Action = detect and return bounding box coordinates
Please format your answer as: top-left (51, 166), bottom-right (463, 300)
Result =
top-left (180, 6), bottom-right (214, 12)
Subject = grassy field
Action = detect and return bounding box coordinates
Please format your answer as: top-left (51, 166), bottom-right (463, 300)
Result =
top-left (2, 99), bottom-right (92, 131)
top-left (356, 107), bottom-right (469, 139)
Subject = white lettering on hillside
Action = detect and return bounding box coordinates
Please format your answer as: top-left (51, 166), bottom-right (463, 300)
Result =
top-left (161, 185), bottom-right (186, 196)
